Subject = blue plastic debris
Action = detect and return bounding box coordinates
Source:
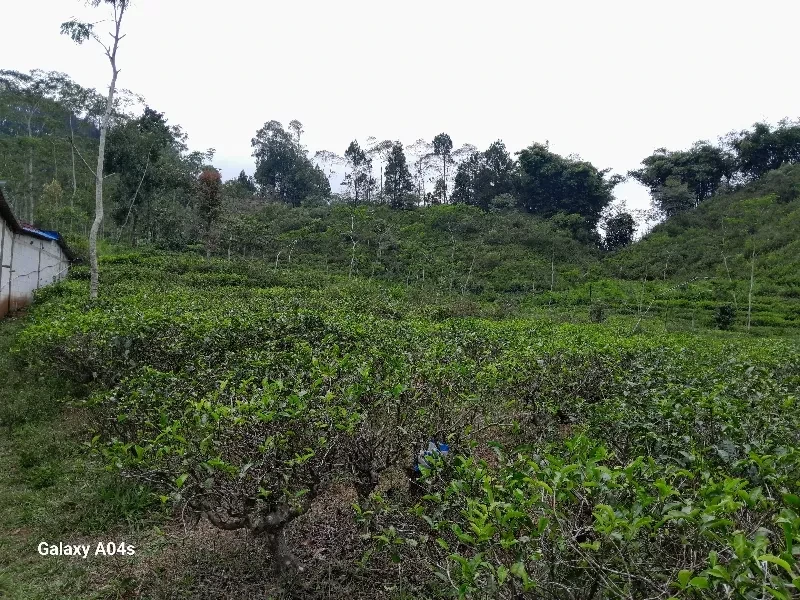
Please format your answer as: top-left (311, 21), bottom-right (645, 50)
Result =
top-left (414, 440), bottom-right (450, 473)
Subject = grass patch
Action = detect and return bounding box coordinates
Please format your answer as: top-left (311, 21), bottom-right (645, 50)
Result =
top-left (0, 317), bottom-right (163, 599)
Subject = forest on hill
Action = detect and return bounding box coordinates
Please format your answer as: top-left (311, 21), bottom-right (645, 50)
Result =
top-left (1, 3), bottom-right (800, 599)
top-left (3, 67), bottom-right (799, 260)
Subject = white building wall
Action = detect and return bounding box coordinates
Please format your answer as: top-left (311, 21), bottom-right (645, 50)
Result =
top-left (0, 217), bottom-right (12, 318)
top-left (0, 212), bottom-right (71, 318)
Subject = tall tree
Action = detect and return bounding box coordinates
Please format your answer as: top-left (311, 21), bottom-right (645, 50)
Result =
top-left (251, 120), bottom-right (329, 205)
top-left (343, 140), bottom-right (372, 205)
top-left (236, 169), bottom-right (256, 193)
top-left (451, 151), bottom-right (482, 206)
top-left (432, 133), bottom-right (453, 202)
top-left (407, 139), bottom-right (433, 204)
top-left (57, 77), bottom-right (105, 206)
top-left (61, 0), bottom-right (129, 300)
top-left (107, 106), bottom-right (175, 242)
top-left (0, 69), bottom-right (71, 222)
top-left (365, 138), bottom-right (394, 198)
top-left (288, 119), bottom-right (303, 145)
top-left (651, 176), bottom-right (695, 217)
top-left (601, 206), bottom-right (636, 251)
top-left (383, 142), bottom-right (414, 208)
top-left (313, 149), bottom-right (345, 186)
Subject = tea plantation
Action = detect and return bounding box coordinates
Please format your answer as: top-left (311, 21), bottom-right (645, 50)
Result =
top-left (1, 252), bottom-right (798, 599)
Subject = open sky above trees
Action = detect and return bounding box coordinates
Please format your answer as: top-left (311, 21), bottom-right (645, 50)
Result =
top-left (3, 0), bottom-right (800, 215)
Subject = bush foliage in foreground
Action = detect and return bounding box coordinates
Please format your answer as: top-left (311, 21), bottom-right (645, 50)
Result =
top-left (14, 253), bottom-right (800, 599)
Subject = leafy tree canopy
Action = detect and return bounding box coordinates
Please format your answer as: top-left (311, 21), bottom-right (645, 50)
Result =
top-left (515, 142), bottom-right (620, 228)
top-left (452, 140), bottom-right (515, 210)
top-left (629, 142), bottom-right (734, 213)
top-left (725, 119), bottom-right (800, 181)
top-left (251, 120), bottom-right (330, 206)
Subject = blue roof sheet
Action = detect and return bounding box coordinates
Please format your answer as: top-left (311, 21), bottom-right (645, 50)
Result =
top-left (20, 225), bottom-right (61, 241)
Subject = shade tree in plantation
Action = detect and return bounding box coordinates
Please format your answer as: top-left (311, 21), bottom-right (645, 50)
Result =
top-left (0, 68), bottom-right (152, 236)
top-left (630, 120), bottom-right (800, 223)
top-left (365, 138), bottom-right (394, 198)
top-left (313, 149), bottom-right (345, 186)
top-left (220, 170), bottom-right (256, 200)
top-left (18, 58), bottom-right (800, 263)
top-left (407, 138), bottom-right (434, 201)
top-left (237, 169), bottom-right (256, 194)
top-left (451, 153), bottom-right (481, 206)
top-left (451, 143), bottom-right (478, 166)
top-left (650, 176), bottom-right (696, 218)
top-left (288, 119), bottom-right (304, 145)
top-left (61, 0), bottom-right (130, 300)
top-left (106, 106), bottom-right (178, 241)
top-left (761, 163), bottom-right (800, 203)
top-left (197, 167), bottom-right (222, 256)
top-left (0, 69), bottom-right (85, 223)
top-left (630, 142), bottom-right (734, 211)
top-left (36, 178), bottom-right (65, 230)
top-left (55, 78), bottom-right (106, 209)
top-left (111, 124), bottom-right (216, 249)
top-left (428, 178), bottom-right (446, 205)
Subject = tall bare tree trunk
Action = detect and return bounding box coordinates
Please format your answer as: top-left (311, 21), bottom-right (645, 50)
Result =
top-left (747, 244), bottom-right (755, 331)
top-left (88, 5), bottom-right (126, 300)
top-left (70, 114), bottom-right (77, 201)
top-left (90, 69), bottom-right (118, 299)
top-left (720, 217), bottom-right (740, 310)
top-left (442, 156), bottom-right (447, 202)
top-left (348, 214), bottom-right (357, 279)
top-left (26, 115), bottom-right (34, 223)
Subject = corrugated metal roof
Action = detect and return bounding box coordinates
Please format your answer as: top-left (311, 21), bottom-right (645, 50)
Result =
top-left (20, 225), bottom-right (61, 241)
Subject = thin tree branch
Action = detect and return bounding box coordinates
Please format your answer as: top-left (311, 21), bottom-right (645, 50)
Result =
top-left (115, 152), bottom-right (151, 243)
top-left (69, 137), bottom-right (97, 179)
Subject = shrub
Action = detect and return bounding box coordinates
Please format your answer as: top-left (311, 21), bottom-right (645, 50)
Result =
top-left (12, 250), bottom-right (800, 596)
top-left (589, 302), bottom-right (606, 323)
top-left (715, 303), bottom-right (737, 329)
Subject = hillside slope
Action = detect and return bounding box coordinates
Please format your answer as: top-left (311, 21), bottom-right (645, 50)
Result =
top-left (205, 202), bottom-right (602, 300)
top-left (602, 165), bottom-right (800, 328)
top-left (610, 165), bottom-right (800, 287)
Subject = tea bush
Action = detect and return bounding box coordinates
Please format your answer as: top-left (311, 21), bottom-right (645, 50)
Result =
top-left (13, 252), bottom-right (800, 598)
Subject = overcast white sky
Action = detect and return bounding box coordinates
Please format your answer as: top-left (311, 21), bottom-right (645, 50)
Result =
top-left (3, 0), bottom-right (799, 212)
